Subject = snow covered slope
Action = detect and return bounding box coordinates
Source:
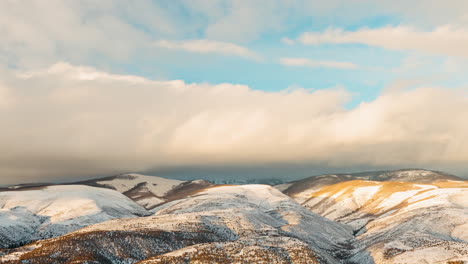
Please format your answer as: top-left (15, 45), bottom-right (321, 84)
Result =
top-left (0, 169), bottom-right (466, 263)
top-left (77, 173), bottom-right (213, 209)
top-left (280, 169), bottom-right (462, 197)
top-left (286, 177), bottom-right (468, 263)
top-left (92, 173), bottom-right (184, 195)
top-left (1, 185), bottom-right (355, 264)
top-left (0, 185), bottom-right (148, 249)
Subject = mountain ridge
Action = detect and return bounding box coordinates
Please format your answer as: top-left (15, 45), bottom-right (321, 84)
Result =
top-left (0, 169), bottom-right (466, 263)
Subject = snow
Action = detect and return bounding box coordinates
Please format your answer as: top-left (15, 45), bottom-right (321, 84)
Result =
top-left (201, 185), bottom-right (291, 209)
top-left (274, 183), bottom-right (292, 192)
top-left (96, 173), bottom-right (184, 197)
top-left (452, 223), bottom-right (468, 242)
top-left (352, 185), bottom-right (381, 207)
top-left (0, 185), bottom-right (145, 222)
top-left (383, 240), bottom-right (413, 251)
top-left (0, 170), bottom-right (466, 264)
top-left (375, 189), bottom-right (421, 210)
top-left (403, 188), bottom-right (464, 212)
top-left (412, 184), bottom-right (437, 190)
top-left (390, 246), bottom-right (468, 264)
top-left (451, 191), bottom-right (468, 207)
top-left (190, 179), bottom-right (207, 184)
top-left (291, 176), bottom-right (468, 263)
top-left (0, 185), bottom-right (148, 248)
top-left (135, 196), bottom-right (165, 209)
top-left (288, 189), bottom-right (318, 203)
top-left (72, 184), bottom-right (354, 264)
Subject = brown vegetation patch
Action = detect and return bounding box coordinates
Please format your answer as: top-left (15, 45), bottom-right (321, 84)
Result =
top-left (137, 242), bottom-right (320, 264)
top-left (4, 227), bottom-right (236, 264)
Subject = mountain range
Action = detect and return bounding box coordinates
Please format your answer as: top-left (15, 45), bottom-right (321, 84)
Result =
top-left (0, 169), bottom-right (466, 263)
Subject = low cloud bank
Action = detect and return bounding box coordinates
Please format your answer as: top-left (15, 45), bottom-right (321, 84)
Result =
top-left (1, 63), bottom-right (467, 184)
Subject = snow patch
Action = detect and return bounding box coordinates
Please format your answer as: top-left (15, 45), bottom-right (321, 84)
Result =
top-left (96, 173), bottom-right (184, 196)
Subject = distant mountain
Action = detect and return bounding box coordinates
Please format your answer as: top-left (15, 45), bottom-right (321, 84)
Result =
top-left (209, 177), bottom-right (289, 185)
top-left (364, 169), bottom-right (461, 183)
top-left (280, 169), bottom-right (462, 196)
top-left (75, 173), bottom-right (214, 210)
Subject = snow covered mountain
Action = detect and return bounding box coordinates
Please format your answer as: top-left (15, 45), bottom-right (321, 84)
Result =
top-left (0, 169), bottom-right (466, 263)
top-left (75, 173), bottom-right (214, 210)
top-left (282, 170), bottom-right (468, 263)
top-left (2, 173), bottom-right (214, 210)
top-left (279, 169), bottom-right (462, 196)
top-left (1, 185), bottom-right (355, 263)
top-left (0, 185), bottom-right (148, 249)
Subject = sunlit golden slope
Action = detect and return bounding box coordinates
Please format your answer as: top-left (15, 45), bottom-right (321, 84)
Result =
top-left (283, 175), bottom-right (468, 264)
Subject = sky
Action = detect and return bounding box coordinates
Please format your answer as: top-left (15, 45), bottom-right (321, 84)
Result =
top-left (1, 0), bottom-right (468, 184)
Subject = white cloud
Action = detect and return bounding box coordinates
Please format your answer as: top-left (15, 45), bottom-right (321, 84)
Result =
top-left (0, 0), bottom-right (187, 67)
top-left (1, 63), bottom-right (468, 184)
top-left (183, 0), bottom-right (468, 42)
top-left (155, 39), bottom-right (261, 60)
top-left (298, 25), bottom-right (468, 57)
top-left (2, 0), bottom-right (468, 68)
top-left (201, 0), bottom-right (291, 42)
top-left (281, 37), bottom-right (295, 45)
top-left (181, 0), bottom-right (468, 43)
top-left (280, 57), bottom-right (358, 69)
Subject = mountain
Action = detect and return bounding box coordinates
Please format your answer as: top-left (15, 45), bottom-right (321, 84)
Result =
top-left (1, 185), bottom-right (355, 263)
top-left (74, 173), bottom-right (214, 210)
top-left (364, 169), bottom-right (462, 183)
top-left (2, 173), bottom-right (214, 210)
top-left (280, 169), bottom-right (463, 196)
top-left (280, 170), bottom-right (468, 263)
top-left (0, 169), bottom-right (466, 263)
top-left (0, 185), bottom-right (148, 249)
top-left (0, 174), bottom-right (213, 249)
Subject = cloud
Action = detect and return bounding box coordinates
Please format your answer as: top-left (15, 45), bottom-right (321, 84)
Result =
top-left (281, 37), bottom-right (295, 45)
top-left (181, 0), bottom-right (468, 44)
top-left (298, 25), bottom-right (468, 57)
top-left (0, 0), bottom-right (191, 67)
top-left (199, 0), bottom-right (292, 42)
top-left (279, 57), bottom-right (358, 69)
top-left (155, 39), bottom-right (261, 60)
top-left (184, 0), bottom-right (468, 42)
top-left (370, 0), bottom-right (468, 27)
top-left (3, 0), bottom-right (468, 71)
top-left (2, 0), bottom-right (468, 67)
top-left (1, 63), bottom-right (468, 184)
